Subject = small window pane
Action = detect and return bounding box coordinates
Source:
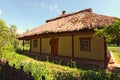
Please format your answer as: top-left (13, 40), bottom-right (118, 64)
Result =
top-left (80, 38), bottom-right (91, 51)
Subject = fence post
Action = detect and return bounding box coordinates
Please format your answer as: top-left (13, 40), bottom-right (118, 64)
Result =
top-left (29, 71), bottom-right (32, 76)
top-left (6, 61), bottom-right (9, 66)
top-left (42, 75), bottom-right (45, 80)
top-left (13, 64), bottom-right (15, 68)
top-left (20, 66), bottom-right (24, 71)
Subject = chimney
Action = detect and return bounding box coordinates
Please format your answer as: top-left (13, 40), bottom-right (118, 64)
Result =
top-left (62, 10), bottom-right (66, 15)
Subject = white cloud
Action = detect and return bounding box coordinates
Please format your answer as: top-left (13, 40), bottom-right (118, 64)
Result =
top-left (0, 9), bottom-right (2, 17)
top-left (17, 29), bottom-right (24, 34)
top-left (49, 4), bottom-right (58, 10)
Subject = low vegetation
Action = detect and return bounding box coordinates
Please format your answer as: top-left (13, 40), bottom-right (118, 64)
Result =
top-left (1, 49), bottom-right (120, 80)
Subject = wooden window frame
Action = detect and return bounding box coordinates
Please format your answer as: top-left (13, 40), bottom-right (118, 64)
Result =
top-left (33, 39), bottom-right (38, 47)
top-left (79, 37), bottom-right (91, 51)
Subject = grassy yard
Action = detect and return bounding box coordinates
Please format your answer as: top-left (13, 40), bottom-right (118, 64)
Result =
top-left (108, 46), bottom-right (120, 53)
top-left (108, 46), bottom-right (120, 64)
top-left (1, 49), bottom-right (120, 80)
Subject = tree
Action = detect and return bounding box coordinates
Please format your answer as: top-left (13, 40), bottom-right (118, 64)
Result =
top-left (9, 25), bottom-right (18, 49)
top-left (0, 20), bottom-right (10, 55)
top-left (95, 20), bottom-right (120, 43)
top-left (0, 20), bottom-right (18, 57)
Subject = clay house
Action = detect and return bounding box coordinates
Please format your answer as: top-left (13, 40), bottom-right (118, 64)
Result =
top-left (18, 8), bottom-right (119, 67)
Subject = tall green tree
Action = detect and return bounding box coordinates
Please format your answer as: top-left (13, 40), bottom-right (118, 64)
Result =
top-left (0, 20), bottom-right (18, 57)
top-left (0, 20), bottom-right (10, 56)
top-left (9, 25), bottom-right (18, 49)
top-left (95, 20), bottom-right (120, 43)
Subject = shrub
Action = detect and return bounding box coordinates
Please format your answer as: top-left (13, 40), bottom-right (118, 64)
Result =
top-left (2, 50), bottom-right (120, 80)
top-left (80, 70), bottom-right (110, 80)
top-left (53, 71), bottom-right (75, 80)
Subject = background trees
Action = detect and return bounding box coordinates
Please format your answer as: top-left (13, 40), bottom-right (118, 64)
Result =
top-left (0, 19), bottom-right (18, 57)
top-left (95, 20), bottom-right (120, 44)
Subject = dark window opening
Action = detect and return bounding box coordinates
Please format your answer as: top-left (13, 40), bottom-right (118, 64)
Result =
top-left (80, 37), bottom-right (91, 51)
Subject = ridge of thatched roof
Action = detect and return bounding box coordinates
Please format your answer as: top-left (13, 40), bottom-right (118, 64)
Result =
top-left (18, 8), bottom-right (119, 39)
top-left (46, 8), bottom-right (93, 22)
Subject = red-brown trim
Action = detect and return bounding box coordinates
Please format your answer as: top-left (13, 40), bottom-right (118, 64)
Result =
top-left (104, 37), bottom-right (107, 68)
top-left (72, 34), bottom-right (74, 60)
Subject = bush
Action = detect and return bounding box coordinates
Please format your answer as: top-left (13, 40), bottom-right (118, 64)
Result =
top-left (53, 71), bottom-right (75, 80)
top-left (2, 50), bottom-right (120, 80)
top-left (80, 70), bottom-right (110, 80)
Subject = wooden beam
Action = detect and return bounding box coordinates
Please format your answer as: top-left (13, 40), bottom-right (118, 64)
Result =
top-left (104, 37), bottom-right (107, 69)
top-left (72, 34), bottom-right (74, 60)
top-left (22, 40), bottom-right (24, 52)
top-left (18, 29), bottom-right (95, 39)
top-left (40, 37), bottom-right (42, 54)
top-left (30, 39), bottom-right (32, 53)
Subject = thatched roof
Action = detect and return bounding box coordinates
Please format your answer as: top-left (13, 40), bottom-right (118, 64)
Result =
top-left (18, 8), bottom-right (119, 38)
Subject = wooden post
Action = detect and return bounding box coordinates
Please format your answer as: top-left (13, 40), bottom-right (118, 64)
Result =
top-left (30, 39), bottom-right (32, 54)
top-left (40, 37), bottom-right (42, 54)
top-left (72, 34), bottom-right (74, 60)
top-left (104, 37), bottom-right (107, 69)
top-left (22, 40), bottom-right (24, 52)
top-left (20, 66), bottom-right (24, 71)
top-left (13, 64), bottom-right (15, 68)
top-left (29, 71), bottom-right (32, 76)
top-left (42, 75), bottom-right (45, 80)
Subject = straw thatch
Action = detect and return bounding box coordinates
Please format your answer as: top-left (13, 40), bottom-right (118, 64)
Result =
top-left (18, 8), bottom-right (119, 38)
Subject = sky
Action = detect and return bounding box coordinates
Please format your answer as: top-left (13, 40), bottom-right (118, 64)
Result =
top-left (0, 0), bottom-right (120, 33)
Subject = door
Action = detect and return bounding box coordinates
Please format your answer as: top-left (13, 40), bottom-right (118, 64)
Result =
top-left (50, 38), bottom-right (58, 56)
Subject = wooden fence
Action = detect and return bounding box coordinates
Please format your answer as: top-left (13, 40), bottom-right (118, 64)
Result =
top-left (0, 60), bottom-right (34, 80)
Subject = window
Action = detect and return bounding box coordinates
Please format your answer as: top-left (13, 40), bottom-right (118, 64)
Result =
top-left (33, 39), bottom-right (38, 47)
top-left (80, 37), bottom-right (91, 51)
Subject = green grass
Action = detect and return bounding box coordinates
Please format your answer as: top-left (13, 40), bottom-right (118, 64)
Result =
top-left (2, 50), bottom-right (80, 80)
top-left (113, 52), bottom-right (120, 64)
top-left (1, 50), bottom-right (120, 80)
top-left (108, 46), bottom-right (120, 53)
top-left (24, 44), bottom-right (30, 51)
top-left (108, 46), bottom-right (120, 64)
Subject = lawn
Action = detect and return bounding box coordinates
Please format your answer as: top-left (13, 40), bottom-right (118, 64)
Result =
top-left (1, 49), bottom-right (120, 80)
top-left (108, 46), bottom-right (120, 64)
top-left (108, 46), bottom-right (120, 53)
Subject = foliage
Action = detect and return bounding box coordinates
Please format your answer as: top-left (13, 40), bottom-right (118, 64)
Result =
top-left (0, 20), bottom-right (10, 54)
top-left (80, 70), bottom-right (111, 80)
top-left (0, 19), bottom-right (18, 58)
top-left (2, 50), bottom-right (120, 80)
top-left (53, 71), bottom-right (75, 80)
top-left (95, 20), bottom-right (120, 43)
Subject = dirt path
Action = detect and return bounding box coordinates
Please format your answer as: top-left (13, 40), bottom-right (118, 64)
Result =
top-left (107, 61), bottom-right (120, 72)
